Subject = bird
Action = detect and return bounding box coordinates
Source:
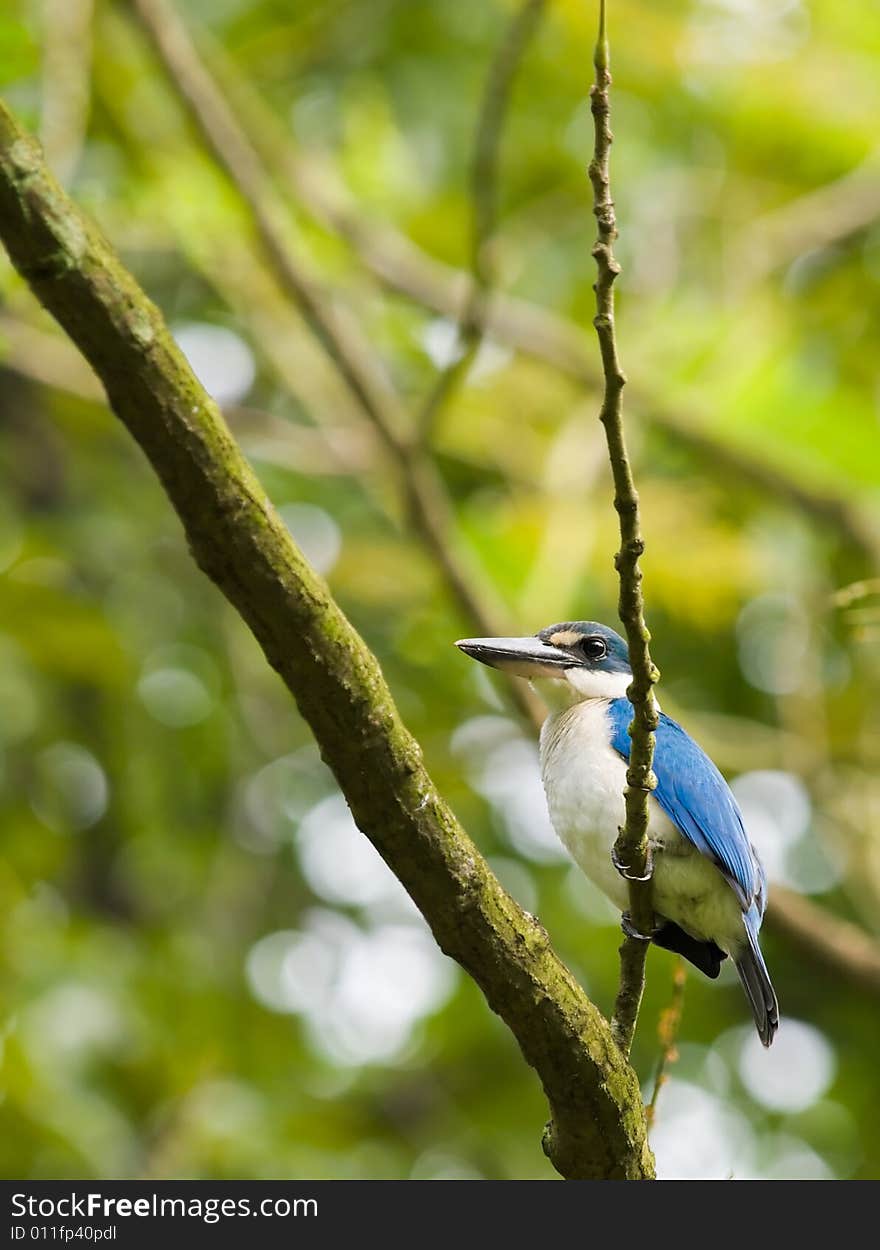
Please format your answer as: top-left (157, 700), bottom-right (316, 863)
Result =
top-left (456, 620), bottom-right (778, 1046)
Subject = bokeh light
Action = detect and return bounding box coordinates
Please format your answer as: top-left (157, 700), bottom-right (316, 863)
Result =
top-left (29, 743), bottom-right (108, 834)
top-left (246, 910), bottom-right (456, 1067)
top-left (737, 1019), bottom-right (837, 1114)
top-left (172, 322), bottom-right (256, 407)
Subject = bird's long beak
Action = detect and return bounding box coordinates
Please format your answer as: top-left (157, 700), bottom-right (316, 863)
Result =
top-left (455, 635), bottom-right (572, 678)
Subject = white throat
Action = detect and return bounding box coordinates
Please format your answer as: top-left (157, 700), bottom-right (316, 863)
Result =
top-left (530, 667), bottom-right (631, 713)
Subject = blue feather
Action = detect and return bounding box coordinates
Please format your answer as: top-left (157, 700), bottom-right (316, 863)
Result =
top-left (607, 698), bottom-right (763, 913)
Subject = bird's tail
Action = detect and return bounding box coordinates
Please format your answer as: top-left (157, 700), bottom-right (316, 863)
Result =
top-left (734, 915), bottom-right (779, 1047)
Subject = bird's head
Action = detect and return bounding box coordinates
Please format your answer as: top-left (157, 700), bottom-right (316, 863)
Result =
top-left (456, 621), bottom-right (632, 708)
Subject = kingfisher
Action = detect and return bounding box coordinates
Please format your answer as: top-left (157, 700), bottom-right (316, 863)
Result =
top-left (456, 620), bottom-right (778, 1046)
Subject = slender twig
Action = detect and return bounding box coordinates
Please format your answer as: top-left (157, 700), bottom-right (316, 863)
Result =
top-left (417, 0), bottom-right (546, 443)
top-left (588, 1), bottom-right (659, 1056)
top-left (0, 98), bottom-right (655, 1178)
top-left (128, 0), bottom-right (545, 732)
top-left (645, 959), bottom-right (687, 1130)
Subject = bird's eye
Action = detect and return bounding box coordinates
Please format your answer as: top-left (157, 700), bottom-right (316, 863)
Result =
top-left (580, 636), bottom-right (607, 661)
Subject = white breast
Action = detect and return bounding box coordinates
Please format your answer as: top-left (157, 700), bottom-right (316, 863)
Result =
top-left (539, 700), bottom-right (744, 952)
top-left (539, 701), bottom-right (638, 912)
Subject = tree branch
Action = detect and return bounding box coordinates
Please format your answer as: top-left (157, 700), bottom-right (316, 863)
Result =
top-left (728, 147), bottom-right (880, 290)
top-left (128, 0), bottom-right (546, 734)
top-left (588, 2), bottom-right (659, 1056)
top-left (767, 885), bottom-right (880, 995)
top-left (0, 96), bottom-right (654, 1181)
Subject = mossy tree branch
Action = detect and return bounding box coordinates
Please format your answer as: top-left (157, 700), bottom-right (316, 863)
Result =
top-left (588, 1), bottom-right (660, 1056)
top-left (0, 97), bottom-right (654, 1181)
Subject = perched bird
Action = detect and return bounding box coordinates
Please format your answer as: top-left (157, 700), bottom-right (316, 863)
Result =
top-left (456, 620), bottom-right (778, 1046)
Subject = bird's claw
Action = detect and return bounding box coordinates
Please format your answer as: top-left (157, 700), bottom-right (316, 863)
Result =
top-left (621, 911), bottom-right (657, 943)
top-left (611, 843), bottom-right (653, 883)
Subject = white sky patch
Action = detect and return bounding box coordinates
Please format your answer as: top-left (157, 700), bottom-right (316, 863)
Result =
top-left (467, 339), bottom-right (512, 383)
top-left (419, 318), bottom-right (510, 382)
top-left (730, 769), bottom-right (809, 885)
top-left (451, 715), bottom-right (521, 760)
top-left (246, 924), bottom-right (341, 1017)
top-left (316, 924), bottom-right (455, 1065)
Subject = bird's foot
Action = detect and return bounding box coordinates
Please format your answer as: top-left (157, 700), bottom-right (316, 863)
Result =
top-left (611, 843), bottom-right (653, 883)
top-left (621, 911), bottom-right (658, 942)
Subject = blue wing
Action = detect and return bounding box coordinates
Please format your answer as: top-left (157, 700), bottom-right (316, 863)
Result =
top-left (607, 698), bottom-right (763, 913)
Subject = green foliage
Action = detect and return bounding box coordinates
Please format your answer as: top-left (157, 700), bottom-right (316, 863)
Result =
top-left (1, 0), bottom-right (878, 1180)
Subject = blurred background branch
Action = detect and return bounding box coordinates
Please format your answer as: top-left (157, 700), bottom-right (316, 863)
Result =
top-left (39, 0), bottom-right (94, 186)
top-left (130, 0), bottom-right (545, 731)
top-left (416, 0), bottom-right (546, 445)
top-left (173, 17), bottom-right (880, 572)
top-left (728, 147), bottom-right (880, 291)
top-left (767, 886), bottom-right (880, 996)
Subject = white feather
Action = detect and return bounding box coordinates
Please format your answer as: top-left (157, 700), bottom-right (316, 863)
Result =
top-left (539, 698), bottom-right (746, 956)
